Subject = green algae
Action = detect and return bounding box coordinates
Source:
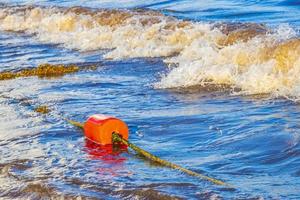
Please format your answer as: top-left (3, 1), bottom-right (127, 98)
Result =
top-left (0, 63), bottom-right (96, 81)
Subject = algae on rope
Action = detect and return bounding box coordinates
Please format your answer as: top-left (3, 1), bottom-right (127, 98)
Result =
top-left (0, 63), bottom-right (96, 81)
top-left (1, 94), bottom-right (52, 115)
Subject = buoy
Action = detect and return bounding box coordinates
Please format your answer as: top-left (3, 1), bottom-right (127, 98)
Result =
top-left (65, 115), bottom-right (232, 186)
top-left (83, 114), bottom-right (129, 145)
top-left (6, 94), bottom-right (232, 187)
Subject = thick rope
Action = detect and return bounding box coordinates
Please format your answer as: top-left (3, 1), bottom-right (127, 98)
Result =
top-left (66, 119), bottom-right (84, 129)
top-left (112, 132), bottom-right (230, 186)
top-left (67, 119), bottom-right (232, 187)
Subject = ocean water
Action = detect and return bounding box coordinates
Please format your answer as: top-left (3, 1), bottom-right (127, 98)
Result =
top-left (0, 0), bottom-right (299, 199)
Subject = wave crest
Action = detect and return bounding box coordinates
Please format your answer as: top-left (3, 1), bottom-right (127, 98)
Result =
top-left (0, 5), bottom-right (299, 98)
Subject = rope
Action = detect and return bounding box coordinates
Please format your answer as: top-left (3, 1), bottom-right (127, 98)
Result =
top-left (67, 120), bottom-right (232, 187)
top-left (112, 132), bottom-right (230, 186)
top-left (1, 87), bottom-right (233, 187)
top-left (65, 118), bottom-right (84, 129)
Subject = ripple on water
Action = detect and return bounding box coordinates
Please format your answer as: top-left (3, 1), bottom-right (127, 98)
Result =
top-left (0, 1), bottom-right (300, 199)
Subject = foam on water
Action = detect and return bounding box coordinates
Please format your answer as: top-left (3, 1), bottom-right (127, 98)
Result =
top-left (1, 3), bottom-right (300, 199)
top-left (158, 30), bottom-right (300, 98)
top-left (0, 5), bottom-right (299, 99)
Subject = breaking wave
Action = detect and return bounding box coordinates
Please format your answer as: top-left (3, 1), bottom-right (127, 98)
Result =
top-left (0, 5), bottom-right (299, 99)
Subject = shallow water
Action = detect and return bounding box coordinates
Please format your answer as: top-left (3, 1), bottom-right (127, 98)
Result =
top-left (0, 1), bottom-right (299, 199)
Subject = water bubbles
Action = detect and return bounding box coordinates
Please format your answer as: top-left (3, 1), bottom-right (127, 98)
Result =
top-left (135, 130), bottom-right (144, 138)
top-left (275, 24), bottom-right (297, 41)
top-left (209, 125), bottom-right (223, 135)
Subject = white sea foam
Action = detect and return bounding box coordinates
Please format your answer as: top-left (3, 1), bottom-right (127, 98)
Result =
top-left (0, 6), bottom-right (299, 99)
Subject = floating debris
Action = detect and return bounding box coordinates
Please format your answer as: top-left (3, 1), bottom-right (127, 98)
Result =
top-left (34, 105), bottom-right (51, 114)
top-left (0, 72), bottom-right (16, 80)
top-left (0, 94), bottom-right (52, 115)
top-left (0, 63), bottom-right (96, 81)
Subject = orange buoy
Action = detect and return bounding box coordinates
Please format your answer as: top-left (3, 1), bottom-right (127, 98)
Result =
top-left (83, 114), bottom-right (129, 145)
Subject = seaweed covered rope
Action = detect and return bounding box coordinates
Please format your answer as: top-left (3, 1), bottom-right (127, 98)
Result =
top-left (0, 63), bottom-right (97, 81)
top-left (67, 117), bottom-right (231, 187)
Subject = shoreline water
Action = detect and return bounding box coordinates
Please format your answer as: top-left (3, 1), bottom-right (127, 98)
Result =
top-left (0, 1), bottom-right (300, 199)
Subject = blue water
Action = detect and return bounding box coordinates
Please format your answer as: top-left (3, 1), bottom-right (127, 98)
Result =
top-left (0, 1), bottom-right (300, 199)
top-left (2, 0), bottom-right (300, 26)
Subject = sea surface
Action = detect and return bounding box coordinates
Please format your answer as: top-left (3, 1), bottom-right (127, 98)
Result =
top-left (0, 0), bottom-right (299, 199)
